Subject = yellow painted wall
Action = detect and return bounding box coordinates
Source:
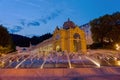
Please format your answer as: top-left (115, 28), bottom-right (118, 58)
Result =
top-left (37, 26), bottom-right (87, 54)
top-left (53, 26), bottom-right (87, 53)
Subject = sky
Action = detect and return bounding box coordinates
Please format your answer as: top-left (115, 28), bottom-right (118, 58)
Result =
top-left (0, 0), bottom-right (120, 37)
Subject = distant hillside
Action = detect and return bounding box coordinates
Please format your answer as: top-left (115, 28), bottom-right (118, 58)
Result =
top-left (10, 33), bottom-right (52, 47)
top-left (10, 34), bottom-right (30, 47)
top-left (30, 33), bottom-right (53, 45)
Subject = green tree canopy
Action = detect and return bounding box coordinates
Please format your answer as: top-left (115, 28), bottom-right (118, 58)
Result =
top-left (0, 25), bottom-right (14, 54)
top-left (90, 12), bottom-right (120, 44)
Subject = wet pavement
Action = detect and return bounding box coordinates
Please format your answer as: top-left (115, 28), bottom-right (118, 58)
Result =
top-left (0, 67), bottom-right (120, 80)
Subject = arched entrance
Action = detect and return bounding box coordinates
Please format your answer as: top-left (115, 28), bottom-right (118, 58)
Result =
top-left (56, 45), bottom-right (61, 52)
top-left (73, 33), bottom-right (81, 52)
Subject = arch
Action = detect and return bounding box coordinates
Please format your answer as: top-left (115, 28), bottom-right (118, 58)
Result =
top-left (53, 25), bottom-right (86, 53)
top-left (73, 33), bottom-right (81, 52)
top-left (56, 45), bottom-right (61, 52)
top-left (73, 33), bottom-right (81, 39)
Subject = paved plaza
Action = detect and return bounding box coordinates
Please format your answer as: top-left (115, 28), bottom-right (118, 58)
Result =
top-left (0, 67), bottom-right (120, 80)
top-left (0, 49), bottom-right (120, 80)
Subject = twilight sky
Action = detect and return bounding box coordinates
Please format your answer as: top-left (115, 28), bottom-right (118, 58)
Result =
top-left (0, 0), bottom-right (120, 37)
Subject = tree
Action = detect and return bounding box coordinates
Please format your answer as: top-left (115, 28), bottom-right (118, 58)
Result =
top-left (31, 33), bottom-right (53, 45)
top-left (10, 33), bottom-right (53, 47)
top-left (10, 34), bottom-right (30, 47)
top-left (90, 12), bottom-right (120, 45)
top-left (0, 25), bottom-right (15, 54)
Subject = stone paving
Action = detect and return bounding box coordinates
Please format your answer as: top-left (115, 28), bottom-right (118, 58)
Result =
top-left (0, 67), bottom-right (120, 80)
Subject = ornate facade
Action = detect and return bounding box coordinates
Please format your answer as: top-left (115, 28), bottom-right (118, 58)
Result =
top-left (53, 19), bottom-right (86, 53)
top-left (35, 19), bottom-right (87, 53)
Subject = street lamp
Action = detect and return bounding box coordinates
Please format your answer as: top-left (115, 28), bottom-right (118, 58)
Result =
top-left (115, 44), bottom-right (120, 50)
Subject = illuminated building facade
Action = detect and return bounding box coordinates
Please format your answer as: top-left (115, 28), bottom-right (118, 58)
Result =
top-left (53, 19), bottom-right (86, 53)
top-left (35, 19), bottom-right (87, 53)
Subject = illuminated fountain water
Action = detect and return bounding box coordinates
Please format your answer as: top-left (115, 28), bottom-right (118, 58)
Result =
top-left (40, 56), bottom-right (46, 69)
top-left (15, 54), bottom-right (33, 69)
top-left (0, 50), bottom-right (120, 69)
top-left (65, 51), bottom-right (72, 68)
top-left (39, 51), bottom-right (72, 69)
top-left (85, 56), bottom-right (100, 67)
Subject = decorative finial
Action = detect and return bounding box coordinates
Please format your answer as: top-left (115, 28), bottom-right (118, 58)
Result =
top-left (56, 26), bottom-right (59, 30)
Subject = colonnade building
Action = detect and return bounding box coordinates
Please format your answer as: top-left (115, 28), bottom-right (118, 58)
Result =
top-left (34, 19), bottom-right (87, 54)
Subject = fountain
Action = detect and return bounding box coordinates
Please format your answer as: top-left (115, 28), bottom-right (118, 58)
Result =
top-left (65, 51), bottom-right (72, 68)
top-left (40, 56), bottom-right (46, 69)
top-left (0, 50), bottom-right (120, 69)
top-left (85, 56), bottom-right (100, 67)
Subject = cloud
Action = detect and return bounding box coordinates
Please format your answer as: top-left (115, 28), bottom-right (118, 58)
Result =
top-left (19, 9), bottom-right (62, 26)
top-left (39, 19), bottom-right (47, 24)
top-left (38, 9), bottom-right (62, 24)
top-left (27, 21), bottom-right (40, 27)
top-left (47, 10), bottom-right (61, 20)
top-left (12, 9), bottom-right (62, 35)
top-left (19, 19), bottom-right (41, 27)
top-left (9, 25), bottom-right (23, 33)
top-left (19, 19), bottom-right (26, 26)
top-left (15, 0), bottom-right (41, 8)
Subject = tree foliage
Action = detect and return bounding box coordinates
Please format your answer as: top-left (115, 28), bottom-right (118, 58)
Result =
top-left (90, 12), bottom-right (120, 44)
top-left (11, 33), bottom-right (53, 47)
top-left (0, 25), bottom-right (15, 54)
top-left (30, 33), bottom-right (53, 45)
top-left (10, 34), bottom-right (30, 47)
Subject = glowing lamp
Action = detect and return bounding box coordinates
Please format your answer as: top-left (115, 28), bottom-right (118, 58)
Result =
top-left (115, 44), bottom-right (120, 50)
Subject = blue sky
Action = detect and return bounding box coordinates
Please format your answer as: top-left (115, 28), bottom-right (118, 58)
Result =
top-left (0, 0), bottom-right (120, 37)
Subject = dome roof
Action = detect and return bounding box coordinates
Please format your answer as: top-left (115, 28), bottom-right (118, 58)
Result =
top-left (63, 18), bottom-right (76, 30)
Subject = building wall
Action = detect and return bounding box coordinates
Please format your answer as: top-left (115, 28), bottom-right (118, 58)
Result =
top-left (34, 38), bottom-right (53, 55)
top-left (80, 23), bottom-right (93, 45)
top-left (53, 26), bottom-right (87, 53)
top-left (33, 21), bottom-right (88, 54)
